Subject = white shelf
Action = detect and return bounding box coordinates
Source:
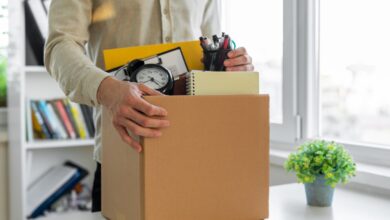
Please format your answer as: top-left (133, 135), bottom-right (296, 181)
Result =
top-left (7, 1), bottom-right (98, 219)
top-left (35, 211), bottom-right (103, 220)
top-left (24, 65), bottom-right (47, 74)
top-left (26, 139), bottom-right (94, 150)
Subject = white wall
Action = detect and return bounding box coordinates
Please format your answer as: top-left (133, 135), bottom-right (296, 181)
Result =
top-left (270, 164), bottom-right (296, 186)
top-left (0, 141), bottom-right (8, 220)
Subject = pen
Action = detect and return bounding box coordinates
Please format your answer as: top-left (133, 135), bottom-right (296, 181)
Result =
top-left (223, 35), bottom-right (229, 49)
top-left (212, 35), bottom-right (220, 51)
top-left (199, 37), bottom-right (207, 50)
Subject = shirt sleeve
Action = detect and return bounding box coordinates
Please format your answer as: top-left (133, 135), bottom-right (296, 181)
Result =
top-left (201, 0), bottom-right (222, 36)
top-left (44, 0), bottom-right (110, 107)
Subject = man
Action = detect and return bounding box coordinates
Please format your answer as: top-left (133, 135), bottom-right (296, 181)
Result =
top-left (44, 0), bottom-right (254, 212)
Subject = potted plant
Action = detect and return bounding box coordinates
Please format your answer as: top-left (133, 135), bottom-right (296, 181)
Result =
top-left (284, 140), bottom-right (356, 207)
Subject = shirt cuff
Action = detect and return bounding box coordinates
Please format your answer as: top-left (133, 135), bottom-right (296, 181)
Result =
top-left (86, 68), bottom-right (111, 107)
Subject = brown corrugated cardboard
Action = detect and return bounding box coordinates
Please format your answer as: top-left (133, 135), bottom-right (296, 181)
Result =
top-left (102, 95), bottom-right (269, 220)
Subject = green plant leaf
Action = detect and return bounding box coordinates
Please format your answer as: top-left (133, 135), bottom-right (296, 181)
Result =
top-left (284, 140), bottom-right (356, 186)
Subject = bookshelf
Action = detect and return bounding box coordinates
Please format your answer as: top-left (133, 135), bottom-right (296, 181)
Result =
top-left (8, 1), bottom-right (96, 220)
top-left (26, 139), bottom-right (95, 150)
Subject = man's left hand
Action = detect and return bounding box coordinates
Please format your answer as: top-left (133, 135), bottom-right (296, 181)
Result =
top-left (224, 47), bottom-right (254, 71)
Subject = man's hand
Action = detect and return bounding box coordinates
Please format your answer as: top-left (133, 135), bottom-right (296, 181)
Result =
top-left (97, 77), bottom-right (170, 152)
top-left (224, 47), bottom-right (254, 71)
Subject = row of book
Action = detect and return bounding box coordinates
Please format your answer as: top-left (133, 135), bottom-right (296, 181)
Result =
top-left (27, 98), bottom-right (95, 141)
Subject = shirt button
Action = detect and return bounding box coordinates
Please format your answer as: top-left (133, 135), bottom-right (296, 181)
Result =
top-left (165, 36), bottom-right (171, 42)
top-left (163, 8), bottom-right (169, 15)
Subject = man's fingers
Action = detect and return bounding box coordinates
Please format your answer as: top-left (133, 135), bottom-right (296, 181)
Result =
top-left (114, 124), bottom-right (142, 152)
top-left (135, 84), bottom-right (169, 116)
top-left (133, 97), bottom-right (168, 117)
top-left (227, 47), bottom-right (247, 58)
top-left (224, 54), bottom-right (252, 67)
top-left (226, 64), bottom-right (254, 72)
top-left (128, 108), bottom-right (170, 128)
top-left (119, 118), bottom-right (162, 138)
top-left (138, 84), bottom-right (164, 96)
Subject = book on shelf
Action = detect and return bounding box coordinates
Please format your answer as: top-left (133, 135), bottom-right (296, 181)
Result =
top-left (62, 99), bottom-right (81, 139)
top-left (27, 161), bottom-right (89, 219)
top-left (27, 98), bottom-right (95, 142)
top-left (69, 102), bottom-right (89, 139)
top-left (80, 104), bottom-right (96, 138)
top-left (52, 100), bottom-right (77, 139)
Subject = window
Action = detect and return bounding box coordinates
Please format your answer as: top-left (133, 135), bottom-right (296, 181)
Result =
top-left (0, 0), bottom-right (7, 107)
top-left (0, 0), bottom-right (7, 56)
top-left (319, 0), bottom-right (390, 147)
top-left (222, 0), bottom-right (300, 143)
top-left (222, 0), bottom-right (283, 124)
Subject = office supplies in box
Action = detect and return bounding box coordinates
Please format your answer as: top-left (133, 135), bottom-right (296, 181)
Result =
top-left (102, 95), bottom-right (269, 220)
top-left (103, 40), bottom-right (203, 71)
top-left (200, 33), bottom-right (235, 71)
top-left (107, 47), bottom-right (190, 95)
top-left (102, 41), bottom-right (269, 220)
top-left (108, 47), bottom-right (189, 80)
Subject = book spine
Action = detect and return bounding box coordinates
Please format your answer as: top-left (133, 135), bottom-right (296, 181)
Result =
top-left (31, 108), bottom-right (44, 139)
top-left (37, 100), bottom-right (57, 139)
top-left (26, 98), bottom-right (34, 141)
top-left (70, 102), bottom-right (88, 139)
top-left (86, 106), bottom-right (96, 136)
top-left (50, 100), bottom-right (71, 138)
top-left (31, 101), bottom-right (51, 139)
top-left (63, 99), bottom-right (80, 139)
top-left (46, 103), bottom-right (68, 139)
top-left (80, 105), bottom-right (95, 138)
top-left (55, 100), bottom-right (76, 139)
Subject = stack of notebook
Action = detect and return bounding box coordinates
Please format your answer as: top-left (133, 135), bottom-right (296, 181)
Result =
top-left (186, 70), bottom-right (259, 95)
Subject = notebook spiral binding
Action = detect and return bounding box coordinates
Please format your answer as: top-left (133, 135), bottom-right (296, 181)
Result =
top-left (186, 72), bottom-right (195, 95)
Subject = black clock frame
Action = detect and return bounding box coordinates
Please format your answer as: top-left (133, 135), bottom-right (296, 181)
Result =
top-left (125, 60), bottom-right (174, 95)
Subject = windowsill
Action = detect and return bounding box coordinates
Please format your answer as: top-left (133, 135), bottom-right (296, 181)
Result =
top-left (270, 146), bottom-right (390, 192)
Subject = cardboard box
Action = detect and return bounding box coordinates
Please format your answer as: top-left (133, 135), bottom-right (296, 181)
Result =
top-left (102, 95), bottom-right (269, 220)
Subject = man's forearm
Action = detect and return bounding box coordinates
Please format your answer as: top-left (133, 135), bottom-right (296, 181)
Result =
top-left (44, 39), bottom-right (110, 107)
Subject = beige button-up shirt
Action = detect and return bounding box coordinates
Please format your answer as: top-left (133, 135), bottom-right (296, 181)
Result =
top-left (44, 0), bottom-right (221, 163)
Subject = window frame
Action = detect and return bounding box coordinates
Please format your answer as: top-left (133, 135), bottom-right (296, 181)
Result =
top-left (0, 0), bottom-right (7, 128)
top-left (221, 0), bottom-right (301, 144)
top-left (270, 0), bottom-right (301, 143)
top-left (295, 0), bottom-right (390, 189)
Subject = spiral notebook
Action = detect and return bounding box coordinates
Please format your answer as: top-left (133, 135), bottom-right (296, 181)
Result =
top-left (186, 70), bottom-right (259, 95)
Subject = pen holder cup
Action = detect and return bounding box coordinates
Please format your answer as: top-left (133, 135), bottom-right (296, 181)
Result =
top-left (203, 49), bottom-right (232, 71)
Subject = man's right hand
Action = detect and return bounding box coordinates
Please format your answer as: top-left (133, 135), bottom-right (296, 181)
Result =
top-left (97, 77), bottom-right (170, 152)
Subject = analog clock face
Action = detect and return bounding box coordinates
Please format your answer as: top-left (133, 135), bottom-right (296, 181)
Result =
top-left (135, 67), bottom-right (170, 90)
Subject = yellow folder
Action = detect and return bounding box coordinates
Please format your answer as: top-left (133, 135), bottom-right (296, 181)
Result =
top-left (103, 40), bottom-right (203, 71)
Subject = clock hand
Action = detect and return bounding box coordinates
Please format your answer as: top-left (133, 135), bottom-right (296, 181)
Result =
top-left (154, 79), bottom-right (165, 86)
top-left (149, 77), bottom-right (163, 87)
top-left (152, 80), bottom-right (162, 87)
top-left (140, 79), bottom-right (153, 84)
